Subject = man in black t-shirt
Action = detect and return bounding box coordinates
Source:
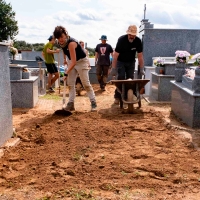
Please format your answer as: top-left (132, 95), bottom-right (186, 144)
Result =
top-left (95, 35), bottom-right (113, 91)
top-left (110, 25), bottom-right (145, 104)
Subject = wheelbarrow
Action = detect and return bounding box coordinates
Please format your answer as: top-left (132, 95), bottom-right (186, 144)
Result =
top-left (110, 79), bottom-right (150, 113)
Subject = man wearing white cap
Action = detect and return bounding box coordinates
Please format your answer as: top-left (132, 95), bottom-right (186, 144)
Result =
top-left (110, 25), bottom-right (145, 104)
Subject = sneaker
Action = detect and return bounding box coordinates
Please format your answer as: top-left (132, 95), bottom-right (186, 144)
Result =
top-left (48, 87), bottom-right (55, 93)
top-left (101, 85), bottom-right (106, 91)
top-left (64, 102), bottom-right (75, 111)
top-left (114, 98), bottom-right (120, 104)
top-left (91, 101), bottom-right (97, 112)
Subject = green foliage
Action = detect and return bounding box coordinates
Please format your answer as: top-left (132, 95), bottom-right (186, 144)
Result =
top-left (32, 43), bottom-right (45, 51)
top-left (13, 40), bottom-right (32, 50)
top-left (39, 94), bottom-right (62, 101)
top-left (60, 72), bottom-right (64, 77)
top-left (86, 47), bottom-right (95, 57)
top-left (13, 40), bottom-right (45, 51)
top-left (0, 0), bottom-right (18, 41)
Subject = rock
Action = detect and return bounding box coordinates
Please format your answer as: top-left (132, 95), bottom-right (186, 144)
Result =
top-left (57, 120), bottom-right (64, 125)
top-left (66, 170), bottom-right (75, 176)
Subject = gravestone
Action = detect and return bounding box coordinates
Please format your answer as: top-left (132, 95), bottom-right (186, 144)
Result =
top-left (171, 67), bottom-right (200, 128)
top-left (139, 19), bottom-right (200, 66)
top-left (0, 42), bottom-right (13, 146)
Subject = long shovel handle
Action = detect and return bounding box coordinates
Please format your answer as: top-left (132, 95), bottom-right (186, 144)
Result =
top-left (62, 79), bottom-right (66, 108)
top-left (58, 52), bottom-right (61, 94)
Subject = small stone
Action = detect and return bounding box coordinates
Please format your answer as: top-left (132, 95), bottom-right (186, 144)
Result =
top-left (66, 170), bottom-right (75, 176)
top-left (51, 162), bottom-right (57, 166)
top-left (45, 192), bottom-right (52, 198)
top-left (57, 120), bottom-right (64, 125)
top-left (84, 153), bottom-right (89, 157)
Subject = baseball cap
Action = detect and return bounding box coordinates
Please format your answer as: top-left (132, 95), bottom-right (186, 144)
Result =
top-left (48, 35), bottom-right (53, 41)
top-left (126, 25), bottom-right (137, 35)
top-left (99, 35), bottom-right (107, 40)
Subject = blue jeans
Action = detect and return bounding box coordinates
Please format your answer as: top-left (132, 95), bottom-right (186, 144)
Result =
top-left (114, 60), bottom-right (135, 99)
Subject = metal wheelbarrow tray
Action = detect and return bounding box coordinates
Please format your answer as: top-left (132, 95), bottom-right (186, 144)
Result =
top-left (110, 79), bottom-right (150, 113)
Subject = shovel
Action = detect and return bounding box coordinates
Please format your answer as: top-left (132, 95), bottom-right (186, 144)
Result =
top-left (54, 79), bottom-right (72, 116)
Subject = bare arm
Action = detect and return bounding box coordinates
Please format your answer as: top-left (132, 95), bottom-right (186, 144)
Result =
top-left (46, 48), bottom-right (60, 54)
top-left (112, 51), bottom-right (119, 68)
top-left (41, 51), bottom-right (44, 59)
top-left (110, 52), bottom-right (113, 58)
top-left (65, 42), bottom-right (77, 74)
top-left (137, 52), bottom-right (144, 69)
top-left (85, 49), bottom-right (89, 57)
top-left (95, 52), bottom-right (98, 64)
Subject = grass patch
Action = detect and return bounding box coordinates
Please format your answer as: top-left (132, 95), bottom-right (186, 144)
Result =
top-left (39, 94), bottom-right (62, 101)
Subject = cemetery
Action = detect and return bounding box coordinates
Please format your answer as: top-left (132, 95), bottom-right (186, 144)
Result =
top-left (1, 16), bottom-right (200, 199)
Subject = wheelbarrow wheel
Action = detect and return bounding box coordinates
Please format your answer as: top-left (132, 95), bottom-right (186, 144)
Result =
top-left (127, 89), bottom-right (134, 113)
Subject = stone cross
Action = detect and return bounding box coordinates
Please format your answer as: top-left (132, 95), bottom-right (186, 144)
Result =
top-left (144, 4), bottom-right (146, 19)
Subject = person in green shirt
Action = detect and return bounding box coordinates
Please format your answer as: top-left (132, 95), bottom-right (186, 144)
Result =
top-left (42, 35), bottom-right (60, 92)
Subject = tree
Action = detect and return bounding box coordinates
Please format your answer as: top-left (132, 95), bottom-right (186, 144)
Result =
top-left (86, 47), bottom-right (95, 57)
top-left (13, 40), bottom-right (45, 51)
top-left (0, 0), bottom-right (18, 41)
top-left (14, 40), bottom-right (33, 51)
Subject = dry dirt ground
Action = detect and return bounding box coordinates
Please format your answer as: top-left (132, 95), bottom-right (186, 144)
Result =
top-left (1, 84), bottom-right (200, 200)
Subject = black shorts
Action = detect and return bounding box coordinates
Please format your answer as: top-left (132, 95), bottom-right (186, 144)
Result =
top-left (45, 63), bottom-right (58, 74)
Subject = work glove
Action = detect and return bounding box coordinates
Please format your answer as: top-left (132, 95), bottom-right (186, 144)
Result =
top-left (139, 67), bottom-right (145, 76)
top-left (109, 67), bottom-right (117, 77)
top-left (95, 61), bottom-right (98, 68)
top-left (63, 74), bottom-right (68, 81)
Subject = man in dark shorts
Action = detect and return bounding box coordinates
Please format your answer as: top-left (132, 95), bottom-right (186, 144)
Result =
top-left (42, 35), bottom-right (60, 92)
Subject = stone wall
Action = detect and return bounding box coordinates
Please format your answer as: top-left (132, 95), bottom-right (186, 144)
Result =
top-left (0, 44), bottom-right (13, 146)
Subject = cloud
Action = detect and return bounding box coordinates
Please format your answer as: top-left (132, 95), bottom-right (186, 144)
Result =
top-left (8, 0), bottom-right (200, 47)
top-left (53, 11), bottom-right (83, 25)
top-left (76, 9), bottom-right (102, 21)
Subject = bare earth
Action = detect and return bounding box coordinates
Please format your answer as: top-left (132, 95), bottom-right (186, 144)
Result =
top-left (1, 84), bottom-right (200, 200)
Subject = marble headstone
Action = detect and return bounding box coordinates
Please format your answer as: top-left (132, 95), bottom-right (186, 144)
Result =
top-left (0, 43), bottom-right (13, 146)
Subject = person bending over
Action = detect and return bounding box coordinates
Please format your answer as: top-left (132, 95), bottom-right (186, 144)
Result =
top-left (53, 26), bottom-right (97, 112)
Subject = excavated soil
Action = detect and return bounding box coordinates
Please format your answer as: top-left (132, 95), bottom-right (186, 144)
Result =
top-left (1, 84), bottom-right (200, 200)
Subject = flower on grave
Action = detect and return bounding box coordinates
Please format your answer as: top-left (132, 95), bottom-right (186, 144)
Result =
top-left (153, 57), bottom-right (165, 67)
top-left (185, 68), bottom-right (195, 80)
top-left (191, 53), bottom-right (200, 67)
top-left (9, 46), bottom-right (18, 60)
top-left (175, 50), bottom-right (190, 63)
top-left (23, 68), bottom-right (30, 72)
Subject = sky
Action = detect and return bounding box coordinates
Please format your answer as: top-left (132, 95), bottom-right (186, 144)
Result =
top-left (4, 0), bottom-right (200, 48)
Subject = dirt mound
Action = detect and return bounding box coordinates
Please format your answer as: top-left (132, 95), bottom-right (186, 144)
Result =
top-left (1, 84), bottom-right (200, 200)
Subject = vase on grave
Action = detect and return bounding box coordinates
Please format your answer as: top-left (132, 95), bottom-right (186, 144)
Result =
top-left (155, 66), bottom-right (165, 75)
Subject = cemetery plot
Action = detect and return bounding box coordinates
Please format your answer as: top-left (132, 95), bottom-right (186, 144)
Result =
top-left (0, 84), bottom-right (200, 200)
